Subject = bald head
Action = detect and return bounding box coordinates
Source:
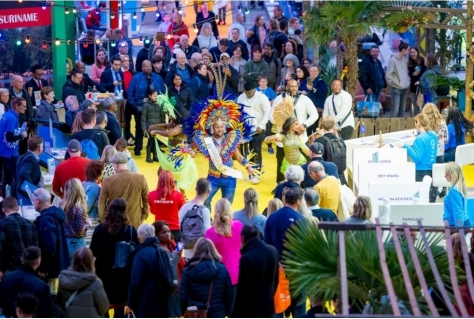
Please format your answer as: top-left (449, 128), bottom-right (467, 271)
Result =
top-left (142, 60), bottom-right (152, 75)
top-left (308, 161), bottom-right (325, 181)
top-left (180, 34), bottom-right (189, 48)
top-left (176, 52), bottom-right (186, 66)
top-left (11, 75), bottom-right (24, 90)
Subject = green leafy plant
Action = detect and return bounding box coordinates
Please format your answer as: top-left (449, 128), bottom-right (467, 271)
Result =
top-left (282, 221), bottom-right (458, 315)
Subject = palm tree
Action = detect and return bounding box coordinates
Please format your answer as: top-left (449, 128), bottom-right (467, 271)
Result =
top-left (303, 1), bottom-right (426, 99)
top-left (282, 221), bottom-right (459, 315)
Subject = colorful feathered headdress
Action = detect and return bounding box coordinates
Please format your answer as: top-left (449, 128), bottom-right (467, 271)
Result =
top-left (273, 96), bottom-right (295, 128)
top-left (156, 87), bottom-right (177, 119)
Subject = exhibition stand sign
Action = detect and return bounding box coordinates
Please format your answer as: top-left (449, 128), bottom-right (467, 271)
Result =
top-left (368, 181), bottom-right (430, 218)
top-left (389, 203), bottom-right (444, 226)
top-left (357, 163), bottom-right (416, 196)
top-left (352, 148), bottom-right (408, 192)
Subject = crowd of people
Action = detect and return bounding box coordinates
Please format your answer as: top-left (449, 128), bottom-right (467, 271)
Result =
top-left (0, 1), bottom-right (473, 317)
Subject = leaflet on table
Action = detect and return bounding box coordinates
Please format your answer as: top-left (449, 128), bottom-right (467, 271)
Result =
top-left (204, 137), bottom-right (244, 179)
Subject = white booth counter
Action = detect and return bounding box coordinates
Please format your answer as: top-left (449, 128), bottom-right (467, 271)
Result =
top-left (345, 129), bottom-right (416, 169)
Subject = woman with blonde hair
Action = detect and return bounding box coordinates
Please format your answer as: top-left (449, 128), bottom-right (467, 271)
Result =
top-left (266, 198), bottom-right (283, 217)
top-left (444, 162), bottom-right (469, 227)
top-left (398, 113), bottom-right (438, 202)
top-left (100, 145), bottom-right (117, 179)
top-left (422, 103), bottom-right (448, 163)
top-left (193, 22), bottom-right (218, 49)
top-left (343, 195), bottom-right (373, 224)
top-left (60, 178), bottom-right (91, 260)
top-left (205, 198), bottom-right (243, 288)
top-left (179, 238), bottom-right (234, 317)
top-left (233, 188), bottom-right (267, 235)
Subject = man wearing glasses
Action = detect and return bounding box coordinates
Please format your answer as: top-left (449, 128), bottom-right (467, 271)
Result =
top-left (62, 68), bottom-right (86, 104)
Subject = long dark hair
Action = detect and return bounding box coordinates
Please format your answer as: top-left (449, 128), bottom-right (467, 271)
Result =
top-left (102, 198), bottom-right (129, 235)
top-left (446, 106), bottom-right (474, 144)
top-left (295, 65), bottom-right (309, 80)
top-left (281, 117), bottom-right (298, 135)
top-left (407, 46), bottom-right (422, 68)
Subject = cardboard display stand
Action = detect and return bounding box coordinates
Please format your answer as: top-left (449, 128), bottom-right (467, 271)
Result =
top-left (357, 163), bottom-right (416, 196)
top-left (389, 203), bottom-right (444, 226)
top-left (368, 181), bottom-right (431, 218)
top-left (352, 148), bottom-right (408, 193)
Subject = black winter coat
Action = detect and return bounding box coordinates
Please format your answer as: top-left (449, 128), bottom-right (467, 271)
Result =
top-left (90, 224), bottom-right (138, 304)
top-left (231, 238), bottom-right (279, 318)
top-left (128, 237), bottom-right (175, 318)
top-left (408, 57), bottom-right (427, 93)
top-left (0, 265), bottom-right (51, 318)
top-left (35, 206), bottom-right (70, 279)
top-left (168, 85), bottom-right (195, 111)
top-left (62, 80), bottom-right (86, 104)
top-left (358, 55), bottom-right (386, 94)
top-left (179, 258), bottom-right (234, 318)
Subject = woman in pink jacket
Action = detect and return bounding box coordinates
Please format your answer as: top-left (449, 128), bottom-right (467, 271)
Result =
top-left (205, 198), bottom-right (243, 287)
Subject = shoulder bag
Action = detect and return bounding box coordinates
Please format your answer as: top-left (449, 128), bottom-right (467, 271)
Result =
top-left (183, 277), bottom-right (215, 318)
top-left (113, 226), bottom-right (135, 269)
top-left (332, 94), bottom-right (352, 127)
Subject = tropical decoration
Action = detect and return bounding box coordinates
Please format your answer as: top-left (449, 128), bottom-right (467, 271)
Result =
top-left (156, 87), bottom-right (177, 119)
top-left (282, 221), bottom-right (459, 315)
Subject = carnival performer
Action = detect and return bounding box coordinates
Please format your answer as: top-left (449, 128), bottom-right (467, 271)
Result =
top-left (265, 97), bottom-right (310, 174)
top-left (147, 91), bottom-right (199, 192)
top-left (184, 63), bottom-right (256, 211)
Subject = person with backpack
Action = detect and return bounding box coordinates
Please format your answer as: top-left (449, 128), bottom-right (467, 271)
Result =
top-left (314, 116), bottom-right (348, 186)
top-left (417, 53), bottom-right (443, 106)
top-left (178, 178), bottom-right (212, 258)
top-left (90, 198), bottom-right (139, 318)
top-left (71, 108), bottom-right (110, 160)
top-left (127, 224), bottom-right (177, 318)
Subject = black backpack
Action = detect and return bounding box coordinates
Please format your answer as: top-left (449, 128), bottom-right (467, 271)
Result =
top-left (322, 135), bottom-right (347, 172)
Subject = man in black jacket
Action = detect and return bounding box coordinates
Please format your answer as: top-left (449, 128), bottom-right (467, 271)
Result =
top-left (0, 246), bottom-right (51, 318)
top-left (8, 75), bottom-right (33, 126)
top-left (100, 54), bottom-right (124, 94)
top-left (232, 224), bottom-right (279, 318)
top-left (16, 136), bottom-right (44, 202)
top-left (358, 45), bottom-right (387, 102)
top-left (74, 61), bottom-right (106, 93)
top-left (62, 68), bottom-right (86, 104)
top-left (103, 97), bottom-right (122, 145)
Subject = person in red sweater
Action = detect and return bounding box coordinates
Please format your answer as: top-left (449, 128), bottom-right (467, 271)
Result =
top-left (148, 169), bottom-right (185, 240)
top-left (52, 139), bottom-right (90, 198)
top-left (167, 12), bottom-right (189, 48)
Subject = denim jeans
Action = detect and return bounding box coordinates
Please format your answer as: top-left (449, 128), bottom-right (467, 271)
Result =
top-left (2, 155), bottom-right (18, 198)
top-left (390, 87), bottom-right (408, 117)
top-left (204, 176), bottom-right (237, 211)
top-left (444, 147), bottom-right (456, 163)
top-left (66, 237), bottom-right (87, 261)
top-left (415, 170), bottom-right (437, 203)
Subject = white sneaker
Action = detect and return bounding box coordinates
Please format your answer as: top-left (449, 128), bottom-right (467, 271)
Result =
top-left (251, 176), bottom-right (260, 184)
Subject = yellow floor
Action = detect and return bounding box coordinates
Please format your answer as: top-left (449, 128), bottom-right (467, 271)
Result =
top-left (135, 138), bottom-right (277, 223)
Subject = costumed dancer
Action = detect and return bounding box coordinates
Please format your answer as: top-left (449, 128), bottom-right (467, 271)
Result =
top-left (183, 62), bottom-right (256, 211)
top-left (147, 90), bottom-right (199, 193)
top-left (265, 96), bottom-right (310, 175)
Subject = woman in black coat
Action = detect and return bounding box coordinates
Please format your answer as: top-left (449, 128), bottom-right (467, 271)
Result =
top-left (189, 63), bottom-right (210, 103)
top-left (179, 238), bottom-right (234, 318)
top-left (407, 47), bottom-right (426, 116)
top-left (168, 73), bottom-right (195, 111)
top-left (89, 199), bottom-right (138, 317)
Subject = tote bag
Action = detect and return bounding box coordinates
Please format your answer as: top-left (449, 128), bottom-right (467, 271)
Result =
top-left (274, 264), bottom-right (291, 314)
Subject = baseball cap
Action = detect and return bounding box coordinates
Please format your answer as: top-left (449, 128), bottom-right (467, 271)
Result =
top-left (81, 99), bottom-right (100, 110)
top-left (308, 142), bottom-right (324, 155)
top-left (67, 139), bottom-right (81, 153)
top-left (109, 152), bottom-right (128, 164)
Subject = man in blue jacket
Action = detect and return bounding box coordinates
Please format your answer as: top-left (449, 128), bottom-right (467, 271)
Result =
top-left (264, 187), bottom-right (306, 317)
top-left (305, 65), bottom-right (328, 135)
top-left (32, 188), bottom-right (69, 291)
top-left (128, 60), bottom-right (166, 156)
top-left (0, 97), bottom-right (28, 198)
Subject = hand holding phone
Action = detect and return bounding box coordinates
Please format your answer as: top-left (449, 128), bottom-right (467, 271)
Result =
top-left (175, 242), bottom-right (184, 252)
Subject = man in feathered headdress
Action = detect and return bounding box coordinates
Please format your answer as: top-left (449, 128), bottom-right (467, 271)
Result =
top-left (184, 65), bottom-right (256, 210)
